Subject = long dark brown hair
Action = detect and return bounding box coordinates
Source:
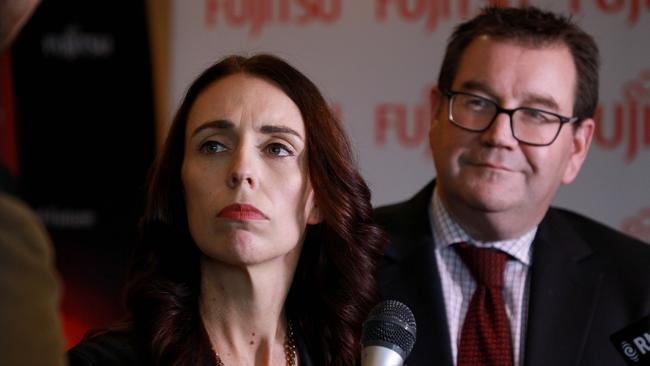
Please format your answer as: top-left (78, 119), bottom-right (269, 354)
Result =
top-left (126, 54), bottom-right (386, 365)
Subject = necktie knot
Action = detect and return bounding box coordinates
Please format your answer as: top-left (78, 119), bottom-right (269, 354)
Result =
top-left (455, 243), bottom-right (509, 288)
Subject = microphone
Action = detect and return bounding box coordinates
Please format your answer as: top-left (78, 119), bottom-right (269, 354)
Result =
top-left (361, 300), bottom-right (417, 366)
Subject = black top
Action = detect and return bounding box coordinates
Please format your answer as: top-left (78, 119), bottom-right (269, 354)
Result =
top-left (68, 329), bottom-right (148, 366)
top-left (68, 326), bottom-right (316, 366)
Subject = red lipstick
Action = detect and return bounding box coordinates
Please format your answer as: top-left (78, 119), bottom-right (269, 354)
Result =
top-left (217, 204), bottom-right (268, 221)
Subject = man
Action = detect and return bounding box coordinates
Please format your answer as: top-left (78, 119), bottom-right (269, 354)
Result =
top-left (376, 6), bottom-right (650, 366)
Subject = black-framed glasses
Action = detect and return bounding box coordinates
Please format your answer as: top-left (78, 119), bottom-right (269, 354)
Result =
top-left (445, 90), bottom-right (580, 146)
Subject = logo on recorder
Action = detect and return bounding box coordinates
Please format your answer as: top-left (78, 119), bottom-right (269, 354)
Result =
top-left (611, 314), bottom-right (650, 365)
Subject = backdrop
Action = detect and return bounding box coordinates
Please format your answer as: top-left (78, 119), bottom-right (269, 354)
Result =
top-left (5, 1), bottom-right (155, 348)
top-left (168, 0), bottom-right (650, 243)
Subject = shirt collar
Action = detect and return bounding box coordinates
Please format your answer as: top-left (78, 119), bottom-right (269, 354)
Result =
top-left (430, 186), bottom-right (535, 265)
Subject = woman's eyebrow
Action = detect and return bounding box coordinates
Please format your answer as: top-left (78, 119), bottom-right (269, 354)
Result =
top-left (190, 119), bottom-right (234, 138)
top-left (260, 125), bottom-right (303, 140)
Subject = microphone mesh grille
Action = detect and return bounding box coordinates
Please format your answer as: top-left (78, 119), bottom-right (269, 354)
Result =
top-left (361, 300), bottom-right (417, 357)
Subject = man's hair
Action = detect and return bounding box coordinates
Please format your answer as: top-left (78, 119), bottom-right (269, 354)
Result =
top-left (437, 6), bottom-right (600, 119)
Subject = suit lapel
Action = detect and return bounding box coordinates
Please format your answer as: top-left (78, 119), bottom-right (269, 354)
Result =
top-left (380, 181), bottom-right (454, 365)
top-left (524, 209), bottom-right (604, 366)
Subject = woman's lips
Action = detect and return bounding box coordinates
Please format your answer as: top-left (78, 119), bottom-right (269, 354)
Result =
top-left (217, 204), bottom-right (268, 221)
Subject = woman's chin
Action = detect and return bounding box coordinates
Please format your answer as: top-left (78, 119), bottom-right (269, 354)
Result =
top-left (200, 245), bottom-right (285, 269)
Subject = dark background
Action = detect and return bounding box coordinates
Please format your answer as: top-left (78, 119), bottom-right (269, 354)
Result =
top-left (7, 0), bottom-right (155, 348)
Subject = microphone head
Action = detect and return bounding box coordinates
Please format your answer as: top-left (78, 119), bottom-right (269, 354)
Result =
top-left (362, 300), bottom-right (417, 359)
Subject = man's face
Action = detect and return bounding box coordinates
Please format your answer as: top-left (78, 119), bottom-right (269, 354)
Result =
top-left (429, 36), bottom-right (594, 239)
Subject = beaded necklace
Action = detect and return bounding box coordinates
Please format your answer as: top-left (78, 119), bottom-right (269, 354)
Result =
top-left (214, 320), bottom-right (297, 365)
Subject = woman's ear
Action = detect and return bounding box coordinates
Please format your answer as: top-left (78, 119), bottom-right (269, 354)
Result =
top-left (307, 202), bottom-right (323, 225)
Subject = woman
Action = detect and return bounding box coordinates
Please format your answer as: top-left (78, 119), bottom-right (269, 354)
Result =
top-left (68, 54), bottom-right (385, 365)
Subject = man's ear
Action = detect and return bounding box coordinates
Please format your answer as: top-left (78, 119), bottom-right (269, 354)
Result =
top-left (430, 86), bottom-right (443, 120)
top-left (429, 86), bottom-right (444, 148)
top-left (562, 118), bottom-right (595, 184)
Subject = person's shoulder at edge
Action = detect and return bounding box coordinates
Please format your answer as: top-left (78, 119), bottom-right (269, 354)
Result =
top-left (0, 192), bottom-right (49, 240)
top-left (0, 193), bottom-right (66, 366)
top-left (68, 326), bottom-right (149, 366)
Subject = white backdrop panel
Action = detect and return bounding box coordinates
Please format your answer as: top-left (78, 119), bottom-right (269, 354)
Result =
top-left (170, 0), bottom-right (650, 243)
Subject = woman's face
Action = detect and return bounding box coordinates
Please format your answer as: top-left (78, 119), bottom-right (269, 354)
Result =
top-left (181, 73), bottom-right (321, 267)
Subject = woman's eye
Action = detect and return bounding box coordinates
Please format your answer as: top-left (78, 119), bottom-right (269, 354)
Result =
top-left (200, 141), bottom-right (227, 154)
top-left (266, 143), bottom-right (292, 157)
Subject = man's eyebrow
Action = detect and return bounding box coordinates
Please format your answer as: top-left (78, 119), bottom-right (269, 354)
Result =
top-left (260, 125), bottom-right (303, 139)
top-left (190, 119), bottom-right (234, 138)
top-left (458, 80), bottom-right (497, 97)
top-left (459, 80), bottom-right (561, 111)
top-left (519, 92), bottom-right (561, 112)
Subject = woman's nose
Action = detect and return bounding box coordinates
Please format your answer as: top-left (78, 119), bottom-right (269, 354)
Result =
top-left (226, 147), bottom-right (257, 189)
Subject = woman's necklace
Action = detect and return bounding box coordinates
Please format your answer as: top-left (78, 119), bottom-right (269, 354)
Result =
top-left (214, 320), bottom-right (297, 365)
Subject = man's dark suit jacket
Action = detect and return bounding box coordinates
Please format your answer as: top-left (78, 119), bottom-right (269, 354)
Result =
top-left (375, 181), bottom-right (650, 366)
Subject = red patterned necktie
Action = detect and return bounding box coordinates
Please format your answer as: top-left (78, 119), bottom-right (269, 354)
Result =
top-left (455, 243), bottom-right (514, 366)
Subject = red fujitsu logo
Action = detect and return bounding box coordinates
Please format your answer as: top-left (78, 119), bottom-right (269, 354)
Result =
top-left (570, 0), bottom-right (649, 26)
top-left (375, 87), bottom-right (432, 158)
top-left (594, 69), bottom-right (650, 163)
top-left (375, 0), bottom-right (528, 32)
top-left (205, 0), bottom-right (342, 36)
top-left (622, 207), bottom-right (650, 244)
top-left (377, 0), bottom-right (648, 31)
